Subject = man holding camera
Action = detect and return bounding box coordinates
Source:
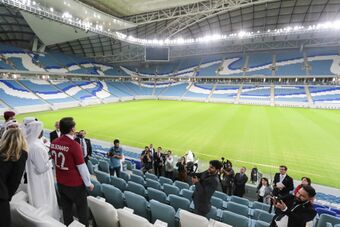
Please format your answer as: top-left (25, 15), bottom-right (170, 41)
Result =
top-left (192, 160), bottom-right (223, 216)
top-left (270, 184), bottom-right (317, 227)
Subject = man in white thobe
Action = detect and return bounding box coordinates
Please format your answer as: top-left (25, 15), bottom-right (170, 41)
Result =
top-left (25, 120), bottom-right (60, 220)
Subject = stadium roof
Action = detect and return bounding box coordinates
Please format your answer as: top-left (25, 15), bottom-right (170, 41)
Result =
top-left (0, 0), bottom-right (340, 63)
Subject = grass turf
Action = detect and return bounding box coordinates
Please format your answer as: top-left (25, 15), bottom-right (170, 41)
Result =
top-left (17, 100), bottom-right (340, 188)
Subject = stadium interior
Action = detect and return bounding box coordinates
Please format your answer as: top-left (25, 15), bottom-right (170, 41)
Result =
top-left (1, 0), bottom-right (340, 227)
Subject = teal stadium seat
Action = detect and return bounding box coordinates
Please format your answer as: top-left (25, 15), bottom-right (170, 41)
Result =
top-left (255, 220), bottom-right (270, 227)
top-left (145, 172), bottom-right (158, 181)
top-left (130, 174), bottom-right (145, 186)
top-left (213, 191), bottom-right (229, 201)
top-left (252, 201), bottom-right (271, 212)
top-left (147, 187), bottom-right (168, 204)
top-left (159, 176), bottom-right (173, 185)
top-left (110, 176), bottom-right (127, 192)
top-left (132, 169), bottom-right (143, 177)
top-left (163, 183), bottom-right (180, 196)
top-left (180, 189), bottom-right (193, 202)
top-left (146, 178), bottom-right (162, 190)
top-left (101, 184), bottom-right (125, 209)
top-left (173, 180), bottom-right (190, 191)
top-left (94, 170), bottom-right (111, 184)
top-left (124, 191), bottom-right (149, 219)
top-left (98, 160), bottom-right (110, 173)
top-left (230, 195), bottom-right (250, 206)
top-left (221, 210), bottom-right (249, 227)
top-left (316, 214), bottom-right (340, 227)
top-left (150, 199), bottom-right (176, 227)
top-left (119, 171), bottom-right (130, 182)
top-left (211, 196), bottom-right (224, 209)
top-left (126, 181), bottom-right (147, 197)
top-left (253, 209), bottom-right (275, 223)
top-left (87, 160), bottom-right (94, 175)
top-left (168, 194), bottom-right (190, 211)
top-left (88, 179), bottom-right (102, 197)
top-left (226, 201), bottom-right (249, 217)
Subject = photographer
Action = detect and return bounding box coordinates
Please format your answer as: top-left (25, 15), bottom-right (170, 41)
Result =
top-left (176, 156), bottom-right (187, 182)
top-left (192, 160), bottom-right (223, 216)
top-left (221, 160), bottom-right (234, 195)
top-left (141, 146), bottom-right (153, 173)
top-left (107, 139), bottom-right (123, 177)
top-left (153, 146), bottom-right (163, 177)
top-left (270, 185), bottom-right (317, 227)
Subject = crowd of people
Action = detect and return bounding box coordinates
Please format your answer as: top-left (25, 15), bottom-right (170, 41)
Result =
top-left (0, 110), bottom-right (319, 227)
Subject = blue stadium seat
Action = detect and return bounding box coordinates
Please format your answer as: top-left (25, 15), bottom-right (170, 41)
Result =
top-left (94, 170), bottom-right (110, 184)
top-left (173, 180), bottom-right (190, 191)
top-left (149, 200), bottom-right (176, 227)
top-left (126, 181), bottom-right (147, 197)
top-left (163, 183), bottom-right (180, 196)
top-left (119, 171), bottom-right (130, 182)
top-left (87, 179), bottom-right (102, 197)
top-left (211, 196), bottom-right (224, 209)
top-left (145, 172), bottom-right (158, 181)
top-left (255, 220), bottom-right (271, 227)
top-left (147, 187), bottom-right (168, 204)
top-left (316, 214), bottom-right (340, 227)
top-left (226, 201), bottom-right (249, 217)
top-left (101, 184), bottom-right (125, 208)
top-left (252, 209), bottom-right (275, 223)
top-left (252, 201), bottom-right (271, 212)
top-left (213, 191), bottom-right (229, 201)
top-left (159, 176), bottom-right (173, 185)
top-left (221, 210), bottom-right (250, 227)
top-left (98, 160), bottom-right (110, 173)
top-left (316, 208), bottom-right (337, 217)
top-left (146, 178), bottom-right (162, 190)
top-left (124, 191), bottom-right (149, 219)
top-left (132, 168), bottom-right (143, 177)
top-left (89, 156), bottom-right (98, 165)
top-left (180, 189), bottom-right (193, 202)
top-left (168, 194), bottom-right (190, 211)
top-left (206, 206), bottom-right (219, 221)
top-left (87, 160), bottom-right (94, 175)
top-left (230, 195), bottom-right (250, 206)
top-left (110, 176), bottom-right (127, 192)
top-left (130, 174), bottom-right (145, 186)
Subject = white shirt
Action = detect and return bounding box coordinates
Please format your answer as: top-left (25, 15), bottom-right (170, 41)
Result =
top-left (259, 185), bottom-right (266, 197)
top-left (56, 130), bottom-right (61, 138)
top-left (80, 138), bottom-right (87, 157)
top-left (280, 174), bottom-right (287, 183)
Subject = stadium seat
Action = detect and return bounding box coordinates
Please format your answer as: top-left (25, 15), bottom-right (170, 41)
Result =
top-left (173, 180), bottom-right (190, 191)
top-left (211, 196), bottom-right (224, 209)
top-left (163, 183), bottom-right (180, 196)
top-left (110, 176), bottom-right (127, 192)
top-left (145, 172), bottom-right (159, 181)
top-left (252, 201), bottom-right (271, 212)
top-left (189, 185), bottom-right (196, 191)
top-left (254, 220), bottom-right (270, 227)
top-left (89, 157), bottom-right (99, 165)
top-left (159, 176), bottom-right (173, 185)
top-left (132, 169), bottom-right (144, 177)
top-left (213, 191), bottom-right (229, 201)
top-left (98, 160), bottom-right (110, 173)
top-left (146, 178), bottom-right (162, 190)
top-left (168, 194), bottom-right (190, 211)
top-left (331, 208), bottom-right (340, 215)
top-left (252, 209), bottom-right (275, 223)
top-left (119, 171), bottom-right (130, 182)
top-left (94, 170), bottom-right (111, 184)
top-left (149, 199), bottom-right (176, 227)
top-left (225, 201), bottom-right (249, 217)
top-left (180, 189), bottom-right (193, 202)
top-left (206, 206), bottom-right (220, 221)
top-left (124, 191), bottom-right (150, 219)
top-left (179, 209), bottom-right (210, 227)
top-left (87, 160), bottom-right (94, 175)
top-left (147, 187), bottom-right (168, 204)
top-left (117, 208), bottom-right (147, 227)
top-left (130, 174), bottom-right (146, 186)
top-left (127, 181), bottom-right (147, 197)
top-left (101, 184), bottom-right (125, 209)
top-left (316, 213), bottom-right (340, 227)
top-left (87, 179), bottom-right (102, 197)
top-left (87, 196), bottom-right (119, 227)
top-left (221, 210), bottom-right (249, 227)
top-left (316, 208), bottom-right (338, 216)
top-left (230, 195), bottom-right (250, 206)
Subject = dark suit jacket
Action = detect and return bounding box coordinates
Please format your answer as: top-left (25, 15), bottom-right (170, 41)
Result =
top-left (192, 171), bottom-right (219, 215)
top-left (153, 152), bottom-right (163, 167)
top-left (233, 173), bottom-right (248, 196)
top-left (75, 137), bottom-right (92, 162)
top-left (273, 173), bottom-right (294, 197)
top-left (49, 130), bottom-right (59, 143)
top-left (270, 194), bottom-right (317, 227)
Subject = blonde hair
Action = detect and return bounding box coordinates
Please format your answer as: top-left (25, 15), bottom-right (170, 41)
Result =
top-left (0, 128), bottom-right (27, 161)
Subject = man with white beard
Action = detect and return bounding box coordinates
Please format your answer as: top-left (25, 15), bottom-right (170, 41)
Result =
top-left (25, 120), bottom-right (60, 220)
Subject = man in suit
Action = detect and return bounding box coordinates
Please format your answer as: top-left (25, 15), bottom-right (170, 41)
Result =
top-left (233, 167), bottom-right (248, 197)
top-left (49, 121), bottom-right (60, 143)
top-left (273, 165), bottom-right (294, 197)
top-left (270, 184), bottom-right (317, 227)
top-left (192, 160), bottom-right (223, 216)
top-left (75, 130), bottom-right (92, 164)
top-left (153, 146), bottom-right (163, 177)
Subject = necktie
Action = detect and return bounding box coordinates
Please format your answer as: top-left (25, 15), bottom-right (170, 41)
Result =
top-left (81, 139), bottom-right (87, 157)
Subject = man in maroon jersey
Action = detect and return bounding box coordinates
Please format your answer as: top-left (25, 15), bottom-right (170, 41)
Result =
top-left (51, 117), bottom-right (94, 226)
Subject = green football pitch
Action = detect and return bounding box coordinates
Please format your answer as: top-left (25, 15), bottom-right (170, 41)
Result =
top-left (17, 100), bottom-right (340, 188)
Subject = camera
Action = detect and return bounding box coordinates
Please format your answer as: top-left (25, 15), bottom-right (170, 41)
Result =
top-left (272, 196), bottom-right (282, 204)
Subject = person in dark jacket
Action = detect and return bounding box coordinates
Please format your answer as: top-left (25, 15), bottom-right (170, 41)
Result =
top-left (153, 147), bottom-right (163, 177)
top-left (221, 161), bottom-right (234, 195)
top-left (75, 130), bottom-right (92, 164)
top-left (192, 160), bottom-right (223, 216)
top-left (273, 165), bottom-right (294, 197)
top-left (250, 167), bottom-right (258, 184)
top-left (0, 128), bottom-right (28, 226)
top-left (270, 184), bottom-right (317, 227)
top-left (233, 167), bottom-right (248, 197)
top-left (49, 121), bottom-right (60, 143)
